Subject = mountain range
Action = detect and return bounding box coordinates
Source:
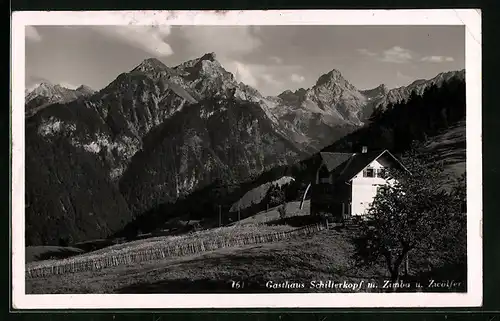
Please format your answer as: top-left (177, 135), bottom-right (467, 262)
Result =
top-left (25, 82), bottom-right (95, 117)
top-left (373, 70), bottom-right (465, 110)
top-left (25, 52), bottom-right (465, 245)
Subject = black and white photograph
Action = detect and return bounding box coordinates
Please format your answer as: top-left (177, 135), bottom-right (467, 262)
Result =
top-left (11, 10), bottom-right (482, 309)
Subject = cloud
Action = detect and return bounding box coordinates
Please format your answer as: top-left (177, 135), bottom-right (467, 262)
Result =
top-left (91, 26), bottom-right (173, 57)
top-left (270, 56), bottom-right (283, 64)
top-left (26, 26), bottom-right (42, 42)
top-left (380, 46), bottom-right (413, 64)
top-left (421, 56), bottom-right (455, 63)
top-left (179, 26), bottom-right (261, 59)
top-left (262, 73), bottom-right (284, 87)
top-left (357, 48), bottom-right (377, 57)
top-left (357, 47), bottom-right (413, 64)
top-left (291, 73), bottom-right (305, 83)
top-left (227, 61), bottom-right (259, 87)
top-left (223, 60), bottom-right (298, 95)
top-left (60, 82), bottom-right (79, 90)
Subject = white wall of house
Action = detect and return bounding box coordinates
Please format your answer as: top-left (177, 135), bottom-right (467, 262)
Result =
top-left (351, 158), bottom-right (391, 216)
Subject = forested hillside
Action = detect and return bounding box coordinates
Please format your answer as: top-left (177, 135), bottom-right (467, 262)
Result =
top-left (323, 76), bottom-right (466, 154)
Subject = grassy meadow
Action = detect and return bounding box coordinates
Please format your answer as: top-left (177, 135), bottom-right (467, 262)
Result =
top-left (26, 223), bottom-right (464, 294)
top-left (26, 228), bottom-right (379, 294)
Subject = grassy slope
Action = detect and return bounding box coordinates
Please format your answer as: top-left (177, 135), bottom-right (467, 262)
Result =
top-left (236, 200), bottom-right (310, 225)
top-left (26, 224), bottom-right (463, 294)
top-left (229, 176), bottom-right (295, 212)
top-left (423, 120), bottom-right (466, 177)
top-left (26, 224), bottom-right (296, 273)
top-left (27, 229), bottom-right (387, 294)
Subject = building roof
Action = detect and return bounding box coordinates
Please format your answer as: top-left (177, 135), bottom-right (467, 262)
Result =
top-left (319, 150), bottom-right (408, 183)
top-left (319, 152), bottom-right (355, 172)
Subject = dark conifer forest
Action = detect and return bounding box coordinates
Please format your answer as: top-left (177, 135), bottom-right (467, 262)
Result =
top-left (324, 77), bottom-right (466, 154)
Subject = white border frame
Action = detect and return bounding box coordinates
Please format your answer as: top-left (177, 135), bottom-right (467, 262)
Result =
top-left (11, 9), bottom-right (482, 309)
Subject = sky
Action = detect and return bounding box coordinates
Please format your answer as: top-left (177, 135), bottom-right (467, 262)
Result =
top-left (25, 25), bottom-right (465, 97)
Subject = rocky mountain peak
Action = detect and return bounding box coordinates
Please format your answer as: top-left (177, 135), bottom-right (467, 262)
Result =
top-left (312, 68), bottom-right (364, 102)
top-left (175, 52), bottom-right (221, 70)
top-left (38, 81), bottom-right (54, 88)
top-left (361, 83), bottom-right (389, 99)
top-left (277, 88), bottom-right (307, 105)
top-left (199, 52), bottom-right (217, 62)
top-left (27, 82), bottom-right (57, 97)
top-left (131, 57), bottom-right (170, 75)
top-left (168, 52), bottom-right (240, 101)
top-left (170, 53), bottom-right (230, 85)
top-left (278, 89), bottom-right (294, 99)
top-left (295, 88), bottom-right (307, 95)
top-left (76, 85), bottom-right (96, 95)
top-left (315, 69), bottom-right (347, 87)
top-left (191, 52), bottom-right (226, 75)
top-left (27, 82), bottom-right (94, 97)
top-left (377, 83), bottom-right (389, 93)
top-left (279, 89), bottom-right (293, 95)
top-left (25, 81), bottom-right (97, 117)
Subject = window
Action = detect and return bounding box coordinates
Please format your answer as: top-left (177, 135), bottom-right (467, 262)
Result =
top-left (363, 167), bottom-right (375, 178)
top-left (342, 202), bottom-right (351, 218)
top-left (319, 165), bottom-right (330, 184)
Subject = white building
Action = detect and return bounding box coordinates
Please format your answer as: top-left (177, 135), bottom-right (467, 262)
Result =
top-left (310, 147), bottom-right (408, 221)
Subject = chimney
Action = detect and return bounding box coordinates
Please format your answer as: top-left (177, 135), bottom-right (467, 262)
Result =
top-left (361, 146), bottom-right (368, 154)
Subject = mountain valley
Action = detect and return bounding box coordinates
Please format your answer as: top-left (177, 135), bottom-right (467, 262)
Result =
top-left (24, 52), bottom-right (466, 245)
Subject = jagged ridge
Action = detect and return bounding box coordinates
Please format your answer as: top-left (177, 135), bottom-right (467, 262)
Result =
top-left (25, 53), bottom-right (308, 245)
top-left (25, 82), bottom-right (96, 117)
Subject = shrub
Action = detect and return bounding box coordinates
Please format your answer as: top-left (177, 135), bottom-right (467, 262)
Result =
top-left (58, 237), bottom-right (69, 247)
top-left (267, 184), bottom-right (285, 208)
top-left (278, 204), bottom-right (287, 220)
